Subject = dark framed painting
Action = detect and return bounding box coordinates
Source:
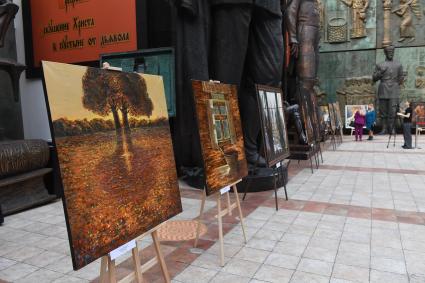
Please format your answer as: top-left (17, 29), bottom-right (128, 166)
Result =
top-left (328, 103), bottom-right (337, 132)
top-left (412, 102), bottom-right (425, 127)
top-left (311, 94), bottom-right (323, 143)
top-left (332, 102), bottom-right (344, 136)
top-left (296, 88), bottom-right (315, 145)
top-left (333, 103), bottom-right (343, 128)
top-left (42, 61), bottom-right (182, 270)
top-left (318, 105), bottom-right (330, 137)
top-left (192, 80), bottom-right (248, 196)
top-left (256, 85), bottom-right (290, 168)
top-left (320, 106), bottom-right (330, 124)
top-left (100, 48), bottom-right (176, 117)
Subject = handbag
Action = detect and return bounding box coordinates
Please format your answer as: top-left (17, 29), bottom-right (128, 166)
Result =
top-left (349, 120), bottom-right (355, 128)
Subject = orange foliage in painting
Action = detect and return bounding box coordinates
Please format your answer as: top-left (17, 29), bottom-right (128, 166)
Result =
top-left (56, 126), bottom-right (181, 269)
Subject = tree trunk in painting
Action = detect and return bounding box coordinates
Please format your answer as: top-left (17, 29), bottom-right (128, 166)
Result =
top-left (111, 108), bottom-right (121, 131)
top-left (121, 108), bottom-right (131, 130)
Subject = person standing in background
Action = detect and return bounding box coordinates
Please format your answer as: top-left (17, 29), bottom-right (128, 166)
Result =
top-left (366, 104), bottom-right (376, 140)
top-left (354, 109), bottom-right (366, 141)
top-left (397, 101), bottom-right (413, 149)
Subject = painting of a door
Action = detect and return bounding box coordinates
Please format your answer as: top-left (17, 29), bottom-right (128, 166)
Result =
top-left (192, 80), bottom-right (248, 196)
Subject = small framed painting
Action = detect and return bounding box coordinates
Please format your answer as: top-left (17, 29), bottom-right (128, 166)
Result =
top-left (256, 85), bottom-right (290, 168)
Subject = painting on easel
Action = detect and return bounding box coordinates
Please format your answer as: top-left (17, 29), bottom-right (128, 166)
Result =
top-left (413, 102), bottom-right (425, 127)
top-left (333, 102), bottom-right (344, 131)
top-left (42, 61), bottom-right (182, 270)
top-left (256, 85), bottom-right (290, 167)
top-left (192, 80), bottom-right (248, 195)
top-left (328, 103), bottom-right (337, 132)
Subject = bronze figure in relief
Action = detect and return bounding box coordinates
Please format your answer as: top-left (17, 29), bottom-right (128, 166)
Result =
top-left (338, 0), bottom-right (369, 38)
top-left (392, 0), bottom-right (422, 43)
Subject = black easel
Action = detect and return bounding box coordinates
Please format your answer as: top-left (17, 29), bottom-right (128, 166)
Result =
top-left (387, 106), bottom-right (401, 148)
top-left (0, 205), bottom-right (4, 225)
top-left (242, 156), bottom-right (289, 211)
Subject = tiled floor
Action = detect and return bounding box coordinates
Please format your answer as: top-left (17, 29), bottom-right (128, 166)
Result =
top-left (1, 135), bottom-right (425, 282)
top-left (0, 196), bottom-right (217, 282)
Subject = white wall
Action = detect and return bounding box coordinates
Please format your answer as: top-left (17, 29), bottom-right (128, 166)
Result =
top-left (14, 0), bottom-right (52, 141)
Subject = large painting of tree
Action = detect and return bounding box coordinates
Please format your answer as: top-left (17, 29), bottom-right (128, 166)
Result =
top-left (42, 61), bottom-right (181, 270)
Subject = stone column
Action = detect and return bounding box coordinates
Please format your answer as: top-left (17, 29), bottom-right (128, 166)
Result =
top-left (382, 0), bottom-right (392, 46)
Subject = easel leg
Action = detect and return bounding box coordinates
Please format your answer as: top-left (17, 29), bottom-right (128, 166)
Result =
top-left (226, 192), bottom-right (232, 216)
top-left (132, 244), bottom-right (143, 283)
top-left (415, 128), bottom-right (418, 148)
top-left (314, 146), bottom-right (319, 169)
top-left (100, 256), bottom-right (108, 283)
top-left (280, 165), bottom-right (289, 201)
top-left (319, 143), bottom-right (324, 163)
top-left (217, 194), bottom-right (225, 267)
top-left (108, 256), bottom-right (117, 283)
top-left (309, 153), bottom-right (314, 174)
top-left (152, 230), bottom-right (171, 283)
top-left (233, 185), bottom-right (247, 244)
top-left (242, 177), bottom-right (251, 201)
top-left (273, 168), bottom-right (279, 211)
top-left (194, 189), bottom-right (207, 248)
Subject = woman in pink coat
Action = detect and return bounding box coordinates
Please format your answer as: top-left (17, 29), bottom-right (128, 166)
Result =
top-left (354, 109), bottom-right (366, 141)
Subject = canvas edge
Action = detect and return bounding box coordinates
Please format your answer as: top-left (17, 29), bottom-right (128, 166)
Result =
top-left (41, 61), bottom-right (80, 270)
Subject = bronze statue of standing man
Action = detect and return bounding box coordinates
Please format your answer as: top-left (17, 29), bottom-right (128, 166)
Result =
top-left (286, 0), bottom-right (320, 83)
top-left (209, 0), bottom-right (284, 166)
top-left (373, 45), bottom-right (404, 134)
top-left (286, 0), bottom-right (321, 142)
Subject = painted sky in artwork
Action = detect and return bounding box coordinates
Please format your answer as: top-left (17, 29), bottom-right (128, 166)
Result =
top-left (43, 61), bottom-right (168, 121)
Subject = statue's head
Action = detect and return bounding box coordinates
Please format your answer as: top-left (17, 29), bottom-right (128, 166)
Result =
top-left (384, 45), bottom-right (395, 60)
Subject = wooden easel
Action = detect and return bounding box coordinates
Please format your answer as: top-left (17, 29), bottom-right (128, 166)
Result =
top-left (194, 181), bottom-right (247, 266)
top-left (99, 229), bottom-right (171, 283)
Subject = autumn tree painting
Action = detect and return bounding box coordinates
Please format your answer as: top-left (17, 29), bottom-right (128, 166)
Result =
top-left (82, 68), bottom-right (153, 132)
top-left (42, 62), bottom-right (182, 270)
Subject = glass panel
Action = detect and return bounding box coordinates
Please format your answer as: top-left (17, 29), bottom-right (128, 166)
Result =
top-left (266, 92), bottom-right (277, 109)
top-left (222, 120), bottom-right (230, 139)
top-left (276, 93), bottom-right (283, 108)
top-left (220, 105), bottom-right (227, 115)
top-left (259, 91), bottom-right (266, 110)
top-left (215, 121), bottom-right (222, 140)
